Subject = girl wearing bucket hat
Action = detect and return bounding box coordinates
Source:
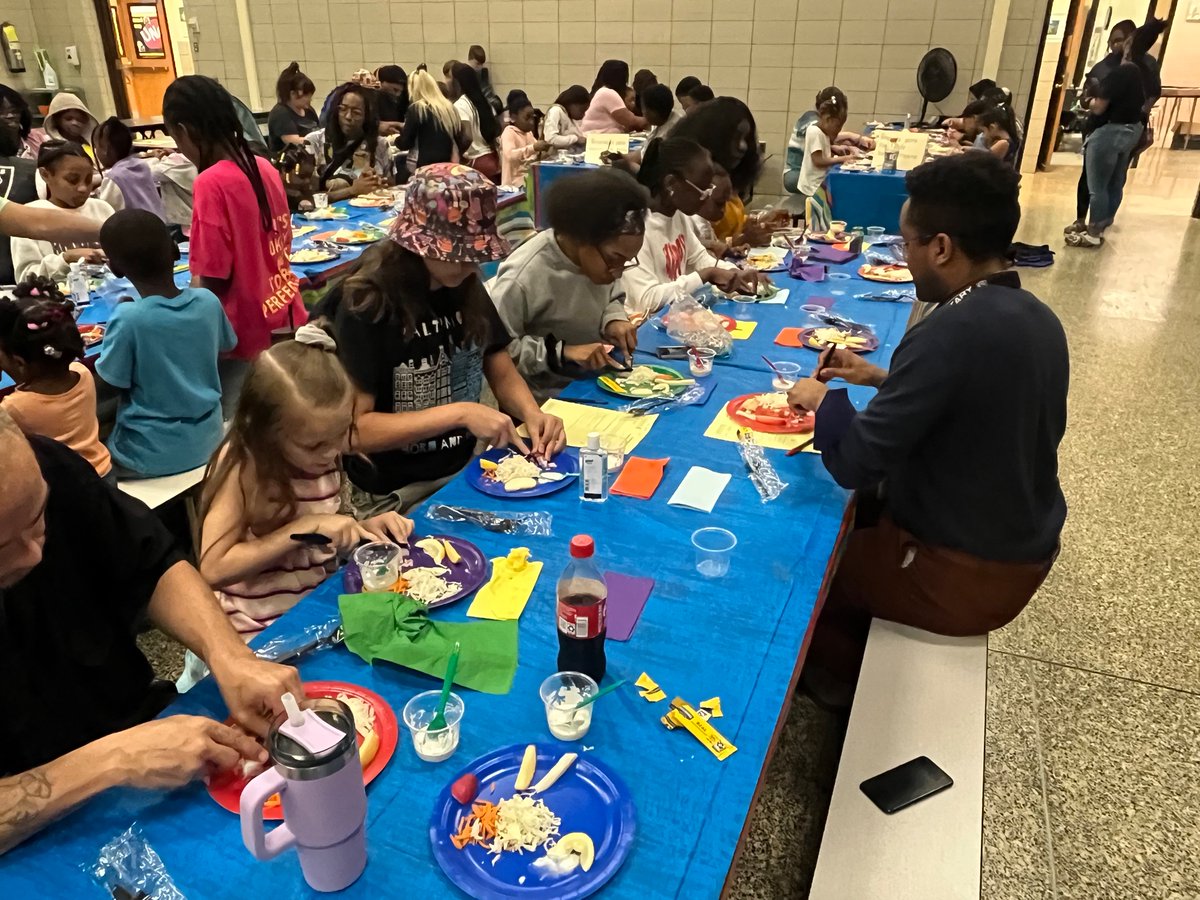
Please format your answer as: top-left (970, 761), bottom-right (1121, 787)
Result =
top-left (320, 163), bottom-right (566, 514)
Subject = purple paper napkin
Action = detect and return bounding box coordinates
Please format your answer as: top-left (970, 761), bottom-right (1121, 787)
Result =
top-left (808, 244), bottom-right (858, 265)
top-left (789, 261), bottom-right (826, 281)
top-left (604, 572), bottom-right (655, 641)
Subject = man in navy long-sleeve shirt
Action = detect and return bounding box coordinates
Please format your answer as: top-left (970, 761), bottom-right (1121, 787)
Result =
top-left (790, 153), bottom-right (1068, 699)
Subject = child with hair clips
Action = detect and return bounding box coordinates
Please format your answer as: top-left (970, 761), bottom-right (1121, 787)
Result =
top-left (11, 140), bottom-right (112, 282)
top-left (198, 324), bottom-right (414, 643)
top-left (162, 75), bottom-right (306, 410)
top-left (499, 95), bottom-right (551, 188)
top-left (795, 86), bottom-right (850, 233)
top-left (0, 277), bottom-right (113, 482)
top-left (622, 137), bottom-right (758, 322)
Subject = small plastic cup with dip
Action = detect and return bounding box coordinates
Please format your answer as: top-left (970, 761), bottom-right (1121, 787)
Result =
top-left (770, 361), bottom-right (802, 390)
top-left (402, 690), bottom-right (464, 762)
top-left (689, 347), bottom-right (716, 377)
top-left (539, 672), bottom-right (599, 741)
top-left (353, 541), bottom-right (404, 591)
top-left (693, 527), bottom-right (737, 578)
top-left (313, 191), bottom-right (329, 209)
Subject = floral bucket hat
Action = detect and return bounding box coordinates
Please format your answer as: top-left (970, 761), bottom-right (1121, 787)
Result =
top-left (390, 163), bottom-right (510, 263)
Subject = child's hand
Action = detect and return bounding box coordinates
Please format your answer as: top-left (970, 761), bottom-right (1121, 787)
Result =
top-left (362, 512), bottom-right (414, 545)
top-left (301, 514), bottom-right (372, 552)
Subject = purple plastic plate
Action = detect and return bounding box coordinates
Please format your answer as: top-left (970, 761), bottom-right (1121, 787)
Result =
top-left (404, 533), bottom-right (488, 609)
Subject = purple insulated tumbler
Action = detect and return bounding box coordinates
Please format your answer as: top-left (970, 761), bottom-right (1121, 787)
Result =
top-left (240, 694), bottom-right (368, 892)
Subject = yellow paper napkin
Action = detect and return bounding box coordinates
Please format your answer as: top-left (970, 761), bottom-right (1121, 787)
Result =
top-left (466, 548), bottom-right (543, 620)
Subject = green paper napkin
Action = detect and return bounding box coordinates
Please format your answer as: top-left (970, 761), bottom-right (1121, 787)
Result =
top-left (338, 592), bottom-right (518, 694)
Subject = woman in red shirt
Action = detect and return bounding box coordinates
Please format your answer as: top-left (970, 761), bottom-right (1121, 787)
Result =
top-left (162, 75), bottom-right (306, 413)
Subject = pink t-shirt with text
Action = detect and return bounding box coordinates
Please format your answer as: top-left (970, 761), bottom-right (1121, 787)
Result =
top-left (189, 156), bottom-right (306, 359)
top-left (581, 87), bottom-right (628, 134)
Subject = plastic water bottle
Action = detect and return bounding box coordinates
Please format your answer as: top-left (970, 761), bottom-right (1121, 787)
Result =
top-left (68, 261), bottom-right (89, 309)
top-left (556, 535), bottom-right (608, 682)
top-left (579, 431), bottom-right (609, 503)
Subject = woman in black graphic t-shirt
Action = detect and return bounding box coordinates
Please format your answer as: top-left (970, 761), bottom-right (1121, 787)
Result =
top-left (322, 163), bottom-right (566, 514)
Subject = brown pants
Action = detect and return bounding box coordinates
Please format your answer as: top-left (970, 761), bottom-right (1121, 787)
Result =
top-left (808, 515), bottom-right (1055, 682)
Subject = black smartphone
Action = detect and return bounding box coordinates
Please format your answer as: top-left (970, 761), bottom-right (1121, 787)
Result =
top-left (655, 345), bottom-right (689, 360)
top-left (859, 756), bottom-right (953, 814)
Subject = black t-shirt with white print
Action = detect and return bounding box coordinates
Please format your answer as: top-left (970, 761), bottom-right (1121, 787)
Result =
top-left (331, 276), bottom-right (512, 494)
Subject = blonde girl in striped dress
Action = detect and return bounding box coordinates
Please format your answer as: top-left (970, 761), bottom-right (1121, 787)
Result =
top-left (197, 324), bottom-right (414, 642)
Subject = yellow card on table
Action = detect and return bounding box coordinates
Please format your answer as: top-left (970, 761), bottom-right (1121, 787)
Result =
top-left (520, 399), bottom-right (658, 455)
top-left (729, 320), bottom-right (757, 340)
top-left (467, 548), bottom-right (543, 620)
top-left (584, 133), bottom-right (630, 165)
top-left (703, 407), bottom-right (819, 453)
top-left (293, 225), bottom-right (318, 237)
top-left (895, 132), bottom-right (929, 171)
top-left (700, 697), bottom-right (724, 718)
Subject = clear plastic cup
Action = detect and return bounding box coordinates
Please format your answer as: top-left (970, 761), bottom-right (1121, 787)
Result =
top-left (539, 672), bottom-right (598, 741)
top-left (770, 361), bottom-right (802, 390)
top-left (402, 690), bottom-right (464, 762)
top-left (600, 433), bottom-right (627, 471)
top-left (867, 226), bottom-right (886, 241)
top-left (830, 220), bottom-right (847, 235)
top-left (353, 541), bottom-right (404, 591)
top-left (313, 191), bottom-right (329, 209)
top-left (693, 527), bottom-right (737, 578)
top-left (689, 347), bottom-right (716, 377)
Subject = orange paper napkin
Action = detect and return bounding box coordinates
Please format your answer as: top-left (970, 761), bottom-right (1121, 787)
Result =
top-left (775, 327), bottom-right (807, 348)
top-left (611, 457), bottom-right (670, 500)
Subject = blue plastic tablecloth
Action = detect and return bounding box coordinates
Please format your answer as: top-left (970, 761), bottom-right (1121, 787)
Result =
top-left (3, 256), bottom-right (912, 898)
top-left (826, 166), bottom-right (909, 233)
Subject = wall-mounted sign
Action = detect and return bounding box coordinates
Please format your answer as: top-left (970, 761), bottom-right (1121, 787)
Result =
top-left (128, 3), bottom-right (165, 59)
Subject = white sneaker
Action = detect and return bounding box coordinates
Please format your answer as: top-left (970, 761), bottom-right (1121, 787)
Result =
top-left (1077, 232), bottom-right (1104, 248)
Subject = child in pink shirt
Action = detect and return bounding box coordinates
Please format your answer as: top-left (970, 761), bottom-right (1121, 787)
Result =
top-left (499, 96), bottom-right (550, 188)
top-left (162, 76), bottom-right (306, 410)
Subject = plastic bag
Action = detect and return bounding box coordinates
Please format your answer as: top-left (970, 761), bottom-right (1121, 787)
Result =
top-left (619, 382), bottom-right (707, 415)
top-left (89, 825), bottom-right (185, 900)
top-left (254, 613), bottom-right (343, 663)
top-left (664, 295), bottom-right (733, 357)
top-left (425, 504), bottom-right (553, 536)
top-left (854, 287), bottom-right (915, 303)
top-left (737, 430), bottom-right (788, 503)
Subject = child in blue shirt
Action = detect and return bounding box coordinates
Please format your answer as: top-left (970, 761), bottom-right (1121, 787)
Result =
top-left (97, 209), bottom-right (236, 477)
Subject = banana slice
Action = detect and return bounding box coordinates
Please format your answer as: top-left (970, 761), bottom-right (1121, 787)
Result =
top-left (550, 832), bottom-right (595, 872)
top-left (415, 537), bottom-right (446, 565)
top-left (514, 744), bottom-right (537, 791)
top-left (442, 539), bottom-right (461, 564)
top-left (359, 729), bottom-right (380, 768)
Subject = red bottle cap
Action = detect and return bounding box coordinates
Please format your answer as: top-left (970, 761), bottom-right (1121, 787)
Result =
top-left (569, 535), bottom-right (595, 558)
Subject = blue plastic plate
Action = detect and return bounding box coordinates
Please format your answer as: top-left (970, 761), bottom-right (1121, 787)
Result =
top-left (430, 743), bottom-right (637, 899)
top-left (465, 448), bottom-right (579, 499)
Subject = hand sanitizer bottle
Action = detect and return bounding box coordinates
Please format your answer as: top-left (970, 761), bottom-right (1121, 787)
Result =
top-left (68, 261), bottom-right (89, 309)
top-left (579, 431), bottom-right (609, 503)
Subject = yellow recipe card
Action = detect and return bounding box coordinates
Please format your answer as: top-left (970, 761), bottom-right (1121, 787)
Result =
top-left (584, 133), bottom-right (631, 165)
top-left (703, 407), bottom-right (819, 453)
top-left (520, 398), bottom-right (659, 455)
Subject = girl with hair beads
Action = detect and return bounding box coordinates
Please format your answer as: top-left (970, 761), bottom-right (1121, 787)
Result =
top-left (198, 324), bottom-right (414, 642)
top-left (162, 75), bottom-right (305, 409)
top-left (0, 276), bottom-right (112, 481)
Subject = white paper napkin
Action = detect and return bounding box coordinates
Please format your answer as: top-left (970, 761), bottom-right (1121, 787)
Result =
top-left (758, 288), bottom-right (789, 306)
top-left (668, 467), bottom-right (732, 513)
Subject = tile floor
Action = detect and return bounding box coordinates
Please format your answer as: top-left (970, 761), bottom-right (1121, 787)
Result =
top-left (139, 148), bottom-right (1200, 899)
top-left (726, 148), bottom-right (1200, 900)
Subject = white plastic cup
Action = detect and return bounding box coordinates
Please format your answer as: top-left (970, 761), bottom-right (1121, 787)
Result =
top-left (539, 672), bottom-right (598, 741)
top-left (313, 191), bottom-right (329, 209)
top-left (770, 361), bottom-right (802, 391)
top-left (353, 541), bottom-right (403, 591)
top-left (689, 347), bottom-right (716, 377)
top-left (693, 527), bottom-right (737, 578)
top-left (402, 690), bottom-right (464, 762)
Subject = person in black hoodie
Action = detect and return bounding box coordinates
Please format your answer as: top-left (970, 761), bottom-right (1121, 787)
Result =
top-left (0, 86), bottom-right (37, 283)
top-left (790, 152), bottom-right (1068, 700)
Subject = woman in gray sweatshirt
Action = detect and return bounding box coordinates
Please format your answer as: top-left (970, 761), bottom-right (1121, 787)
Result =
top-left (488, 169), bottom-right (648, 400)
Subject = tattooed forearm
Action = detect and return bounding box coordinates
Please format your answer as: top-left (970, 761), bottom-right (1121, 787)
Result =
top-left (0, 771), bottom-right (52, 826)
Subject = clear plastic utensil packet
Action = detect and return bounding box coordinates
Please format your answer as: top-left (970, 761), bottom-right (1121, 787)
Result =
top-left (88, 825), bottom-right (185, 900)
top-left (737, 430), bottom-right (788, 502)
top-left (254, 613), bottom-right (343, 662)
top-left (425, 504), bottom-right (553, 536)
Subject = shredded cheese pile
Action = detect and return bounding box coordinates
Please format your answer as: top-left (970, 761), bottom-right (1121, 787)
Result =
top-left (493, 454), bottom-right (542, 484)
top-left (744, 393), bottom-right (790, 413)
top-left (335, 693), bottom-right (376, 736)
top-left (486, 795), bottom-right (561, 858)
top-left (403, 566), bottom-right (461, 604)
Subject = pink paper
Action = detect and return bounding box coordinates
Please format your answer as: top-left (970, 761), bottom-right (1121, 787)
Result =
top-left (604, 571), bottom-right (654, 641)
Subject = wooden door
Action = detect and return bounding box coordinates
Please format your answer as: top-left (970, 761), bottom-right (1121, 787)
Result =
top-left (110, 0), bottom-right (176, 120)
top-left (1037, 0), bottom-right (1092, 168)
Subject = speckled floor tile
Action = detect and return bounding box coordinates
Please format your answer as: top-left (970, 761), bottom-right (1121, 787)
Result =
top-left (982, 652), bottom-right (1055, 900)
top-left (1033, 663), bottom-right (1200, 900)
top-left (138, 628), bottom-right (186, 682)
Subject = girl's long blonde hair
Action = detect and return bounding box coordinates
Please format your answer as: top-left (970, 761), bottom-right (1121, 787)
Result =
top-left (197, 330), bottom-right (354, 552)
top-left (408, 69), bottom-right (461, 138)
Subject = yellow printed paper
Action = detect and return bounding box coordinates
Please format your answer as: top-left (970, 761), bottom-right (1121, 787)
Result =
top-left (293, 225), bottom-right (318, 237)
top-left (584, 133), bottom-right (630, 165)
top-left (729, 320), bottom-right (757, 340)
top-left (641, 688), bottom-right (667, 702)
top-left (661, 697), bottom-right (737, 760)
top-left (520, 399), bottom-right (658, 455)
top-left (699, 697), bottom-right (723, 718)
top-left (466, 548), bottom-right (543, 620)
top-left (635, 672), bottom-right (666, 702)
top-left (703, 408), bottom-right (819, 453)
top-left (635, 672), bottom-right (658, 690)
top-left (895, 132), bottom-right (929, 171)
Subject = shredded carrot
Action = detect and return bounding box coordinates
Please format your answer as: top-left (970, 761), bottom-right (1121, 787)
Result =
top-left (450, 800), bottom-right (500, 850)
